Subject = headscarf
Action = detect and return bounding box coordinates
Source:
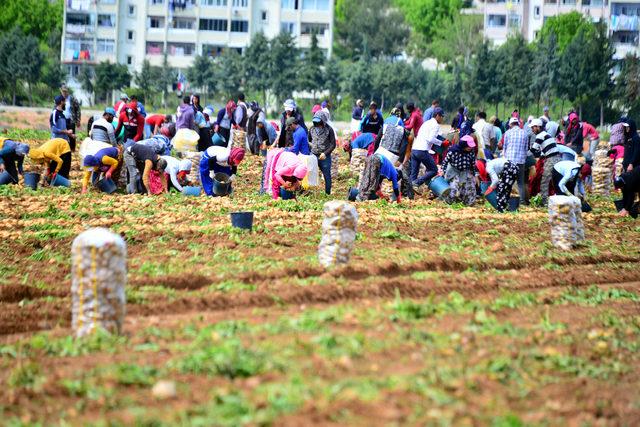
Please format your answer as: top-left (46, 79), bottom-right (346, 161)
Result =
top-left (28, 148), bottom-right (45, 162)
top-left (283, 99), bottom-right (296, 112)
top-left (609, 123), bottom-right (626, 146)
top-left (15, 143), bottom-right (29, 157)
top-left (226, 100), bottom-right (237, 116)
top-left (312, 104), bottom-right (322, 115)
top-left (449, 135), bottom-right (474, 153)
top-left (321, 101), bottom-right (328, 109)
top-left (229, 148), bottom-right (245, 166)
top-left (83, 155), bottom-right (99, 167)
top-left (293, 163), bottom-right (308, 180)
top-left (310, 112), bottom-right (331, 143)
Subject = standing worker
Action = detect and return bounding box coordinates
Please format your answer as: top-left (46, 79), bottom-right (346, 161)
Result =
top-left (60, 84), bottom-right (81, 151)
top-left (115, 104), bottom-right (144, 144)
top-left (411, 107), bottom-right (445, 193)
top-left (502, 117), bottom-right (530, 204)
top-left (309, 111), bottom-right (337, 195)
top-left (582, 121), bottom-right (600, 159)
top-left (50, 95), bottom-right (74, 142)
top-left (285, 117), bottom-right (310, 155)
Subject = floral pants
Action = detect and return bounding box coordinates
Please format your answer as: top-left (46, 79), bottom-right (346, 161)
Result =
top-left (445, 169), bottom-right (477, 206)
top-left (496, 161), bottom-right (519, 212)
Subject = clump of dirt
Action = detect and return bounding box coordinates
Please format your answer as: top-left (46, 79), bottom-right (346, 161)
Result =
top-left (130, 274), bottom-right (212, 291)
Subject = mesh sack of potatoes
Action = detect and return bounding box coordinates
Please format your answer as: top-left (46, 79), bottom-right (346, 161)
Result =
top-left (571, 196), bottom-right (585, 242)
top-left (591, 166), bottom-right (612, 195)
top-left (231, 129), bottom-right (247, 149)
top-left (183, 151), bottom-right (202, 185)
top-left (548, 196), bottom-right (582, 250)
top-left (380, 179), bottom-right (398, 199)
top-left (593, 149), bottom-right (613, 169)
top-left (318, 201), bottom-right (358, 268)
top-left (350, 149), bottom-right (367, 176)
top-left (331, 152), bottom-right (339, 180)
top-left (71, 228), bottom-right (127, 338)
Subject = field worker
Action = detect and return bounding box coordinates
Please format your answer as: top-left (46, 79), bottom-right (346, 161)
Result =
top-left (200, 146), bottom-right (246, 196)
top-left (564, 112), bottom-right (584, 155)
top-left (138, 135), bottom-right (172, 156)
top-left (0, 139), bottom-right (29, 185)
top-left (130, 95), bottom-right (146, 118)
top-left (114, 93), bottom-right (130, 116)
top-left (484, 157), bottom-right (520, 213)
top-left (263, 148), bottom-right (308, 199)
top-left (531, 132), bottom-right (561, 204)
top-left (285, 117), bottom-right (310, 155)
top-left (351, 132), bottom-right (377, 156)
top-left (557, 144), bottom-right (578, 161)
top-left (176, 96), bottom-right (195, 131)
top-left (411, 107), bottom-right (445, 193)
top-left (29, 138), bottom-right (72, 183)
top-left (195, 111), bottom-right (213, 151)
top-left (552, 160), bottom-right (586, 198)
top-left (115, 103), bottom-right (144, 143)
top-left (543, 105), bottom-right (551, 121)
top-left (215, 100), bottom-right (236, 143)
top-left (145, 114), bottom-right (172, 138)
top-left (81, 146), bottom-right (121, 194)
top-left (404, 102), bottom-right (423, 135)
top-left (234, 93), bottom-right (249, 131)
top-left (309, 111), bottom-right (337, 195)
top-left (60, 84), bottom-right (81, 151)
top-left (503, 117), bottom-right (529, 203)
top-left (161, 156), bottom-right (192, 193)
top-left (124, 142), bottom-right (168, 194)
top-left (374, 108), bottom-right (409, 167)
top-left (356, 153), bottom-right (401, 203)
top-left (351, 99), bottom-right (364, 132)
top-left (423, 99), bottom-right (439, 122)
top-left (50, 95), bottom-right (73, 142)
top-left (191, 94), bottom-right (203, 113)
top-left (582, 121), bottom-right (600, 158)
top-left (622, 119), bottom-right (640, 173)
top-left (614, 168), bottom-right (640, 218)
top-left (257, 120), bottom-right (277, 155)
top-left (278, 99), bottom-right (307, 148)
top-left (473, 111), bottom-right (496, 160)
top-left (90, 107), bottom-right (117, 146)
top-left (360, 102), bottom-right (384, 135)
top-left (442, 135), bottom-right (477, 206)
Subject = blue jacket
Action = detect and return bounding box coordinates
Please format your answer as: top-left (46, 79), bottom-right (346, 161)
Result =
top-left (377, 154), bottom-right (399, 192)
top-left (287, 126), bottom-right (310, 155)
top-left (50, 109), bottom-right (69, 140)
top-left (360, 110), bottom-right (384, 135)
top-left (351, 133), bottom-right (375, 150)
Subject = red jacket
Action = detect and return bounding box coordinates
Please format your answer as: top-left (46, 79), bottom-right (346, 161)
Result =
top-left (145, 114), bottom-right (165, 128)
top-left (405, 109), bottom-right (423, 134)
top-left (115, 107), bottom-right (144, 142)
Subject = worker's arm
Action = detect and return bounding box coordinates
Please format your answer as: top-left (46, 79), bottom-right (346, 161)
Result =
top-left (107, 123), bottom-right (117, 146)
top-left (558, 171), bottom-right (572, 196)
top-left (325, 128), bottom-right (337, 157)
top-left (102, 156), bottom-right (118, 177)
top-left (487, 163), bottom-right (500, 188)
top-left (142, 159), bottom-right (153, 192)
top-left (169, 170), bottom-right (182, 192)
top-left (160, 171), bottom-right (168, 193)
top-left (44, 152), bottom-right (64, 173)
top-left (82, 169), bottom-right (92, 193)
top-left (114, 116), bottom-right (124, 137)
top-left (50, 113), bottom-right (66, 134)
top-left (134, 119), bottom-right (144, 142)
top-left (373, 127), bottom-right (383, 152)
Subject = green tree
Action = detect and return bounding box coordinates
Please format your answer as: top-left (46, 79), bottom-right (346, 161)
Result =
top-left (342, 57), bottom-right (373, 102)
top-left (298, 32), bottom-right (325, 99)
top-left (135, 60), bottom-right (163, 104)
top-left (156, 54), bottom-right (176, 108)
top-left (498, 35), bottom-right (534, 111)
top-left (244, 32), bottom-right (272, 106)
top-left (78, 65), bottom-right (95, 105)
top-left (324, 57), bottom-right (342, 99)
top-left (185, 55), bottom-right (215, 98)
top-left (94, 61), bottom-right (131, 104)
top-left (538, 12), bottom-right (596, 53)
top-left (466, 41), bottom-right (500, 111)
top-left (0, 0), bottom-right (62, 45)
top-left (269, 32), bottom-right (298, 103)
top-left (0, 28), bottom-right (44, 105)
top-left (615, 55), bottom-right (640, 117)
top-left (531, 31), bottom-right (559, 114)
top-left (579, 21), bottom-right (614, 124)
top-left (429, 14), bottom-right (482, 67)
top-left (213, 48), bottom-right (243, 100)
top-left (335, 0), bottom-right (410, 60)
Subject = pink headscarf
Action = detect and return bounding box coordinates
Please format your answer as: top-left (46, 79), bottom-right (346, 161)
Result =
top-left (568, 112), bottom-right (579, 123)
top-left (226, 100), bottom-right (237, 116)
top-left (311, 104), bottom-right (322, 115)
top-left (229, 147), bottom-right (245, 166)
top-left (293, 164), bottom-right (308, 180)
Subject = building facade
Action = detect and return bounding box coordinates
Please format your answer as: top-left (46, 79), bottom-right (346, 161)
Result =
top-left (482, 0), bottom-right (637, 59)
top-left (62, 0), bottom-right (334, 102)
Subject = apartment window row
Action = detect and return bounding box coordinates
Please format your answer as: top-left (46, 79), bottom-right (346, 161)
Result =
top-left (149, 0), bottom-right (247, 5)
top-left (97, 38), bottom-right (115, 53)
top-left (300, 22), bottom-right (329, 35)
top-left (200, 18), bottom-right (248, 32)
top-left (282, 0), bottom-right (329, 10)
top-left (487, 14), bottom-right (506, 27)
top-left (145, 42), bottom-right (245, 56)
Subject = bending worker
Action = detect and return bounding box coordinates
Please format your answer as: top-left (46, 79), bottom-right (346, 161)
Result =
top-left (82, 146), bottom-right (121, 194)
top-left (484, 157), bottom-right (520, 213)
top-left (29, 138), bottom-right (72, 183)
top-left (199, 146), bottom-right (246, 196)
top-left (90, 107), bottom-right (117, 146)
top-left (124, 142), bottom-right (168, 194)
top-left (552, 160), bottom-right (586, 198)
top-left (0, 138), bottom-right (30, 185)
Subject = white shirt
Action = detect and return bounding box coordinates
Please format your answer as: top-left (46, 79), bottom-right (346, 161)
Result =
top-left (63, 95), bottom-right (72, 120)
top-left (204, 146), bottom-right (230, 166)
top-left (473, 119), bottom-right (495, 154)
top-left (160, 156), bottom-right (191, 192)
top-left (486, 157), bottom-right (508, 187)
top-left (413, 118), bottom-right (441, 151)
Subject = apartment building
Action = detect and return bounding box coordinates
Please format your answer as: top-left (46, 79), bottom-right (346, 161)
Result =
top-left (62, 0), bottom-right (334, 101)
top-left (482, 0), bottom-right (639, 59)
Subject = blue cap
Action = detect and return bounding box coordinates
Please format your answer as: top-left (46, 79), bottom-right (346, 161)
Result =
top-left (434, 107), bottom-right (445, 117)
top-left (104, 107), bottom-right (116, 116)
top-left (54, 95), bottom-right (65, 105)
top-left (83, 155), bottom-right (99, 167)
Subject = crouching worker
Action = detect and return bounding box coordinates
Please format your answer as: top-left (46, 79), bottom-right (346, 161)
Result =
top-left (354, 153), bottom-right (401, 203)
top-left (124, 142), bottom-right (167, 194)
top-left (200, 146), bottom-right (246, 196)
top-left (614, 168), bottom-right (640, 218)
top-left (29, 138), bottom-right (72, 184)
top-left (484, 157), bottom-right (520, 212)
top-left (552, 160), bottom-right (586, 199)
top-left (82, 146), bottom-right (121, 193)
top-left (161, 156), bottom-right (193, 193)
top-left (263, 148), bottom-right (308, 200)
top-left (442, 135), bottom-right (477, 206)
top-left (0, 138), bottom-right (29, 185)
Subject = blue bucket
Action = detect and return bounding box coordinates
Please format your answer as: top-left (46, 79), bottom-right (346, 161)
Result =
top-left (480, 182), bottom-right (499, 210)
top-left (96, 178), bottom-right (117, 194)
top-left (230, 211), bottom-right (254, 230)
top-left (183, 186), bottom-right (201, 196)
top-left (213, 173), bottom-right (232, 196)
top-left (348, 187), bottom-right (359, 201)
top-left (0, 171), bottom-right (16, 185)
top-left (279, 188), bottom-right (295, 200)
top-left (507, 197), bottom-right (520, 212)
top-left (428, 176), bottom-right (451, 198)
top-left (51, 174), bottom-right (71, 187)
top-left (23, 172), bottom-right (40, 190)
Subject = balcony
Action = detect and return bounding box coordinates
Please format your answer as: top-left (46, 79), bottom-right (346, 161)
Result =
top-left (65, 23), bottom-right (95, 36)
top-left (66, 0), bottom-right (91, 12)
top-left (611, 15), bottom-right (640, 31)
top-left (63, 48), bottom-right (95, 64)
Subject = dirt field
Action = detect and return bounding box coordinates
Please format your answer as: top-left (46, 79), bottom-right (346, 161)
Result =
top-left (0, 134), bottom-right (639, 425)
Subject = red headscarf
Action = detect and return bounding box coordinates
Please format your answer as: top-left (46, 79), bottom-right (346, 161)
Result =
top-left (229, 148), bottom-right (245, 166)
top-left (226, 101), bottom-right (237, 116)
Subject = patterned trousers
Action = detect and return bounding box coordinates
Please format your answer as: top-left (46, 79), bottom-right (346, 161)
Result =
top-left (496, 161), bottom-right (519, 212)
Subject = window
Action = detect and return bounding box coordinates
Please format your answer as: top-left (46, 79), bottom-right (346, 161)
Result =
top-left (261, 10), bottom-right (268, 22)
top-left (230, 20), bottom-right (249, 32)
top-left (127, 55), bottom-right (133, 65)
top-left (146, 41), bottom-right (164, 55)
top-left (200, 18), bottom-right (228, 31)
top-left (68, 65), bottom-right (80, 77)
top-left (232, 0), bottom-right (248, 6)
top-left (508, 13), bottom-right (521, 28)
top-left (149, 0), bottom-right (164, 4)
top-left (128, 5), bottom-right (135, 16)
top-left (281, 0), bottom-right (298, 10)
top-left (127, 30), bottom-right (134, 41)
top-left (97, 14), bottom-right (116, 27)
top-left (67, 13), bottom-right (92, 25)
top-left (534, 6), bottom-right (540, 18)
top-left (97, 38), bottom-right (115, 53)
top-left (101, 0), bottom-right (116, 4)
top-left (172, 18), bottom-right (195, 29)
top-left (168, 43), bottom-right (195, 56)
top-left (281, 22), bottom-right (296, 33)
top-left (302, 0), bottom-right (329, 10)
top-left (487, 14), bottom-right (506, 27)
top-left (202, 0), bottom-right (227, 5)
top-left (301, 22), bottom-right (329, 35)
top-left (203, 44), bottom-right (225, 56)
top-left (149, 16), bottom-right (165, 28)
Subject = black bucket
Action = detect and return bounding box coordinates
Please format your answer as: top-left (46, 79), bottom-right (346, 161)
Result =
top-left (230, 211), bottom-right (254, 230)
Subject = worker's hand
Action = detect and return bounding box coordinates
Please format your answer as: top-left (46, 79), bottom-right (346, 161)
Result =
top-left (81, 187), bottom-right (87, 194)
top-left (105, 170), bottom-right (112, 180)
top-left (0, 163), bottom-right (5, 172)
top-left (484, 185), bottom-right (495, 196)
top-left (394, 161), bottom-right (401, 168)
top-left (395, 194), bottom-right (402, 204)
top-left (628, 165), bottom-right (634, 172)
top-left (319, 153), bottom-right (326, 161)
top-left (66, 129), bottom-right (73, 135)
top-left (229, 174), bottom-right (236, 182)
top-left (50, 172), bottom-right (57, 183)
